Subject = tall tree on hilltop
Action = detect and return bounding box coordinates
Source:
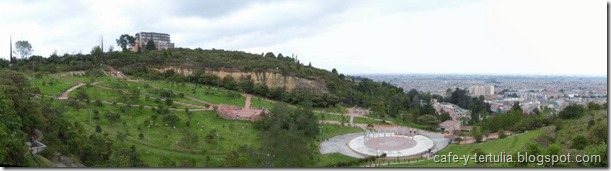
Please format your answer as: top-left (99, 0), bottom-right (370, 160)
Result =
top-left (264, 52), bottom-right (275, 58)
top-left (116, 34), bottom-right (136, 51)
top-left (145, 40), bottom-right (157, 51)
top-left (15, 40), bottom-right (33, 59)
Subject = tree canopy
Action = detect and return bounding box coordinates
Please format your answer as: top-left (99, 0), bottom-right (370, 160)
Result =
top-left (116, 34), bottom-right (136, 51)
top-left (15, 40), bottom-right (33, 59)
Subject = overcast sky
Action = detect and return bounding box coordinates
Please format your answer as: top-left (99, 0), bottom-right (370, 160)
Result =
top-left (0, 0), bottom-right (607, 76)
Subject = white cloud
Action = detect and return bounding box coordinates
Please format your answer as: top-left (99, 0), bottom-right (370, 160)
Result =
top-left (0, 0), bottom-right (605, 76)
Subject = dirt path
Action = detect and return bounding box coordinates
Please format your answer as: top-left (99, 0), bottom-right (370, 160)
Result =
top-left (106, 65), bottom-right (127, 79)
top-left (242, 94), bottom-right (252, 109)
top-left (57, 83), bottom-right (85, 99)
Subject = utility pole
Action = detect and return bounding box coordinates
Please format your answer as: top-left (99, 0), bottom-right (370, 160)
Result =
top-left (100, 35), bottom-right (104, 64)
top-left (9, 35), bottom-right (13, 64)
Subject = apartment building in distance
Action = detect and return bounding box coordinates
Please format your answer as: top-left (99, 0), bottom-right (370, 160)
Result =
top-left (469, 85), bottom-right (494, 96)
top-left (131, 32), bottom-right (175, 51)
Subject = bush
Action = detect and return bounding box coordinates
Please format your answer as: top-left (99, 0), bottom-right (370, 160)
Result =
top-left (587, 102), bottom-right (602, 110)
top-left (559, 104), bottom-right (585, 119)
top-left (571, 135), bottom-right (588, 150)
top-left (588, 123), bottom-right (607, 144)
top-left (498, 129), bottom-right (506, 139)
top-left (472, 148), bottom-right (486, 155)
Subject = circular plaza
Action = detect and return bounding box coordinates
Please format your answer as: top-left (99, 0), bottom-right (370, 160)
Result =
top-left (347, 132), bottom-right (435, 158)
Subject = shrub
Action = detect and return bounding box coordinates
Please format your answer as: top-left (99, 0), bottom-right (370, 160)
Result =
top-left (559, 104), bottom-right (586, 119)
top-left (498, 129), bottom-right (506, 139)
top-left (571, 135), bottom-right (588, 150)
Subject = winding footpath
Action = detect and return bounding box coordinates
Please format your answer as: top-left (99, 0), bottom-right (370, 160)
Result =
top-left (56, 83), bottom-right (85, 100)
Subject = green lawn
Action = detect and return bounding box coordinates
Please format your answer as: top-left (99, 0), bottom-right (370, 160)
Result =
top-left (385, 128), bottom-right (545, 167)
top-left (317, 153), bottom-right (359, 167)
top-left (131, 79), bottom-right (246, 107)
top-left (320, 124), bottom-right (364, 140)
top-left (249, 96), bottom-right (275, 109)
top-left (30, 76), bottom-right (77, 96)
top-left (314, 112), bottom-right (388, 125)
top-left (60, 100), bottom-right (261, 167)
top-left (37, 74), bottom-right (375, 167)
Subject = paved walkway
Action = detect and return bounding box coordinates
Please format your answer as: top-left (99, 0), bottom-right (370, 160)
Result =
top-left (320, 132), bottom-right (367, 158)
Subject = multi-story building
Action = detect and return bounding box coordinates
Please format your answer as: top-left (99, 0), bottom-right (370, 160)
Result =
top-left (131, 32), bottom-right (175, 51)
top-left (469, 85), bottom-right (494, 96)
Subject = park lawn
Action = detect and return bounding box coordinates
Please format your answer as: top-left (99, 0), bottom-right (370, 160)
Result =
top-left (249, 96), bottom-right (275, 109)
top-left (385, 128), bottom-right (545, 167)
top-left (61, 100), bottom-right (262, 167)
top-left (132, 79), bottom-right (246, 107)
top-left (95, 79), bottom-right (142, 89)
top-left (315, 112), bottom-right (346, 122)
top-left (315, 112), bottom-right (387, 126)
top-left (383, 116), bottom-right (435, 130)
top-left (73, 85), bottom-right (199, 109)
top-left (353, 116), bottom-right (388, 125)
top-left (29, 76), bottom-right (77, 96)
top-left (317, 153), bottom-right (359, 167)
top-left (320, 124), bottom-right (364, 140)
top-left (61, 75), bottom-right (119, 83)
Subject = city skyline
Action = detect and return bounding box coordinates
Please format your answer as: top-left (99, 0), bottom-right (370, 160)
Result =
top-left (0, 0), bottom-right (607, 76)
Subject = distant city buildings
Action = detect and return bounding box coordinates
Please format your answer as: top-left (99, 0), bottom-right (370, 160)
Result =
top-left (131, 32), bottom-right (174, 51)
top-left (469, 85), bottom-right (494, 96)
top-left (364, 74), bottom-right (607, 115)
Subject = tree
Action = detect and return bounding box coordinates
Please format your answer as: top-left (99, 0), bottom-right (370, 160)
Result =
top-left (559, 104), bottom-right (585, 119)
top-left (571, 135), bottom-right (588, 150)
top-left (222, 75), bottom-right (237, 90)
top-left (497, 128), bottom-right (506, 139)
top-left (145, 40), bottom-right (157, 51)
top-left (584, 142), bottom-right (608, 167)
top-left (91, 45), bottom-right (102, 56)
top-left (116, 34), bottom-right (136, 51)
top-left (438, 110), bottom-right (451, 122)
top-left (109, 145), bottom-right (146, 167)
top-left (93, 110), bottom-right (100, 122)
top-left (164, 98), bottom-right (173, 106)
top-left (472, 126), bottom-right (483, 143)
top-left (95, 124), bottom-right (102, 133)
top-left (104, 112), bottom-right (121, 126)
top-left (162, 114), bottom-right (180, 127)
top-left (587, 102), bottom-right (602, 111)
top-left (264, 52), bottom-right (275, 58)
top-left (510, 101), bottom-right (522, 113)
top-left (588, 123), bottom-right (607, 144)
top-left (15, 40), bottom-right (33, 59)
top-left (532, 108), bottom-right (540, 115)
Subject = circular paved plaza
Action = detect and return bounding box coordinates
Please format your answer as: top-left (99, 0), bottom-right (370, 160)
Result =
top-left (347, 133), bottom-right (434, 158)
